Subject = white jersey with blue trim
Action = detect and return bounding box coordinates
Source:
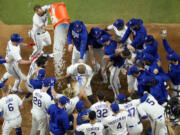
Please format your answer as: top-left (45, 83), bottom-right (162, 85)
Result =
top-left (0, 94), bottom-right (22, 121)
top-left (137, 94), bottom-right (165, 120)
top-left (102, 111), bottom-right (128, 135)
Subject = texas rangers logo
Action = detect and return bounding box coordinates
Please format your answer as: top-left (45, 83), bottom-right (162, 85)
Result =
top-left (72, 30), bottom-right (80, 38)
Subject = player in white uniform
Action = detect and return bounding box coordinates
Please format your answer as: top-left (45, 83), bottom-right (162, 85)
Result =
top-left (0, 85), bottom-right (23, 135)
top-left (106, 19), bottom-right (132, 45)
top-left (103, 103), bottom-right (129, 135)
top-left (73, 111), bottom-right (104, 135)
top-left (29, 5), bottom-right (51, 59)
top-left (116, 93), bottom-right (143, 135)
top-left (121, 49), bottom-right (138, 92)
top-left (1, 34), bottom-right (32, 93)
top-left (62, 63), bottom-right (94, 103)
top-left (137, 93), bottom-right (168, 135)
top-left (30, 78), bottom-right (54, 135)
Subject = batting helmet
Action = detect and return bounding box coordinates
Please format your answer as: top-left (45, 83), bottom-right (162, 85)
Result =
top-left (11, 33), bottom-right (24, 43)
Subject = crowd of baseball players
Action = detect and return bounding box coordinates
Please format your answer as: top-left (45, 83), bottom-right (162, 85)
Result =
top-left (0, 3), bottom-right (179, 135)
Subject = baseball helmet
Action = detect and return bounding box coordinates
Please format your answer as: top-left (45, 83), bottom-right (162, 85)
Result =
top-left (90, 27), bottom-right (102, 39)
top-left (76, 101), bottom-right (85, 112)
top-left (73, 20), bottom-right (83, 33)
top-left (97, 34), bottom-right (110, 45)
top-left (127, 66), bottom-right (139, 75)
top-left (37, 69), bottom-right (46, 80)
top-left (113, 19), bottom-right (124, 28)
top-left (116, 94), bottom-right (126, 101)
top-left (11, 33), bottom-right (24, 43)
top-left (145, 35), bottom-right (154, 43)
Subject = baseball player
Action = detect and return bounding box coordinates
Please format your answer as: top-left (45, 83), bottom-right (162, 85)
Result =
top-left (29, 5), bottom-right (51, 59)
top-left (137, 93), bottom-right (168, 135)
top-left (121, 18), bottom-right (147, 51)
top-left (1, 33), bottom-right (34, 94)
top-left (127, 66), bottom-right (154, 95)
top-left (88, 27), bottom-right (111, 83)
top-left (161, 34), bottom-right (180, 97)
top-left (106, 19), bottom-right (132, 44)
top-left (102, 103), bottom-right (129, 135)
top-left (62, 63), bottom-right (94, 103)
top-left (30, 78), bottom-right (54, 135)
top-left (75, 101), bottom-right (90, 135)
top-left (0, 85), bottom-right (23, 135)
top-left (73, 111), bottom-right (104, 135)
top-left (47, 96), bottom-right (71, 135)
top-left (121, 49), bottom-right (137, 92)
top-left (67, 20), bottom-right (88, 64)
top-left (116, 93), bottom-right (143, 135)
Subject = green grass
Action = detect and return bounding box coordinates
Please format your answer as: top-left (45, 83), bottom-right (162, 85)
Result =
top-left (0, 0), bottom-right (180, 24)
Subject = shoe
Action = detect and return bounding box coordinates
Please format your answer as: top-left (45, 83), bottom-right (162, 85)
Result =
top-left (108, 85), bottom-right (112, 90)
top-left (12, 90), bottom-right (25, 95)
top-left (171, 120), bottom-right (180, 126)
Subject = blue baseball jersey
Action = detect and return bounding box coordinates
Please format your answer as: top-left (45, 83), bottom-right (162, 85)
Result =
top-left (30, 79), bottom-right (43, 89)
top-left (88, 30), bottom-right (111, 49)
top-left (163, 39), bottom-right (180, 85)
top-left (104, 40), bottom-right (117, 55)
top-left (47, 104), bottom-right (70, 135)
top-left (122, 20), bottom-right (147, 50)
top-left (110, 55), bottom-right (125, 68)
top-left (75, 109), bottom-right (90, 135)
top-left (67, 22), bottom-right (88, 59)
top-left (143, 41), bottom-right (160, 60)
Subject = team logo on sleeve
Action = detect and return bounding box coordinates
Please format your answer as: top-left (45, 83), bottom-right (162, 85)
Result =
top-left (72, 30), bottom-right (80, 38)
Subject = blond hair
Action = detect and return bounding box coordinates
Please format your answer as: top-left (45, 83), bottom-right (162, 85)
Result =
top-left (62, 87), bottom-right (76, 99)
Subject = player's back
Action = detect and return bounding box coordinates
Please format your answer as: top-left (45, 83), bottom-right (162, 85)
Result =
top-left (77, 122), bottom-right (104, 135)
top-left (103, 111), bottom-right (128, 135)
top-left (31, 89), bottom-right (52, 118)
top-left (90, 101), bottom-right (110, 122)
top-left (65, 96), bottom-right (79, 115)
top-left (119, 99), bottom-right (141, 126)
top-left (138, 94), bottom-right (164, 119)
top-left (0, 94), bottom-right (22, 121)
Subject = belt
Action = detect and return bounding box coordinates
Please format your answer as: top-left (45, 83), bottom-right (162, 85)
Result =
top-left (37, 31), bottom-right (46, 35)
top-left (6, 114), bottom-right (21, 122)
top-left (128, 121), bottom-right (141, 128)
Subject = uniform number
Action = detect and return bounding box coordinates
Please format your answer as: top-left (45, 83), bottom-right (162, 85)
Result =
top-left (117, 122), bottom-right (122, 129)
top-left (8, 103), bottom-right (14, 111)
top-left (128, 107), bottom-right (135, 117)
top-left (33, 97), bottom-right (42, 107)
top-left (91, 132), bottom-right (96, 135)
top-left (146, 98), bottom-right (155, 106)
top-left (97, 109), bottom-right (108, 118)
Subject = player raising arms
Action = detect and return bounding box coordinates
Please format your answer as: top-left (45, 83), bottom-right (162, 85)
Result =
top-left (0, 85), bottom-right (23, 135)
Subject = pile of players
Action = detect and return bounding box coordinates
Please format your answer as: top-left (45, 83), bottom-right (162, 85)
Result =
top-left (0, 4), bottom-right (180, 135)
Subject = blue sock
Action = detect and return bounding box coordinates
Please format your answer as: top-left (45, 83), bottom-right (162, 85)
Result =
top-left (15, 127), bottom-right (22, 135)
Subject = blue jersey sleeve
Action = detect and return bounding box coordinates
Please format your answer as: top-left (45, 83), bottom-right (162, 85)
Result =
top-left (62, 112), bottom-right (71, 130)
top-left (162, 39), bottom-right (174, 54)
top-left (80, 25), bottom-right (88, 59)
top-left (121, 27), bottom-right (131, 43)
top-left (67, 23), bottom-right (73, 45)
top-left (131, 31), bottom-right (145, 48)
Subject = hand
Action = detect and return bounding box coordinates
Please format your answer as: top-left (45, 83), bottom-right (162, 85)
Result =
top-left (78, 59), bottom-right (84, 63)
top-left (30, 56), bottom-right (38, 62)
top-left (103, 55), bottom-right (110, 60)
top-left (153, 69), bottom-right (159, 74)
top-left (121, 69), bottom-right (127, 75)
top-left (27, 42), bottom-right (35, 47)
top-left (161, 30), bottom-right (167, 38)
top-left (73, 113), bottom-right (78, 119)
top-left (82, 115), bottom-right (89, 121)
top-left (127, 44), bottom-right (135, 52)
top-left (68, 44), bottom-right (73, 52)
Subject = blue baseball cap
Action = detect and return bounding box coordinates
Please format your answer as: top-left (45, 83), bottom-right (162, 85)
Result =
top-left (11, 33), bottom-right (24, 43)
top-left (37, 69), bottom-right (46, 80)
top-left (97, 34), bottom-right (111, 45)
top-left (113, 19), bottom-right (124, 28)
top-left (129, 18), bottom-right (138, 28)
top-left (0, 83), bottom-right (4, 88)
top-left (73, 21), bottom-right (83, 33)
top-left (90, 27), bottom-right (102, 39)
top-left (110, 103), bottom-right (120, 113)
top-left (76, 101), bottom-right (85, 112)
top-left (143, 53), bottom-right (155, 62)
top-left (127, 66), bottom-right (139, 75)
top-left (166, 53), bottom-right (179, 61)
top-left (145, 35), bottom-right (154, 43)
top-left (59, 96), bottom-right (70, 105)
top-left (116, 94), bottom-right (126, 101)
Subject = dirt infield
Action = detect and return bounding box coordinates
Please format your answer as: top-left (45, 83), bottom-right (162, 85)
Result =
top-left (0, 21), bottom-right (180, 134)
